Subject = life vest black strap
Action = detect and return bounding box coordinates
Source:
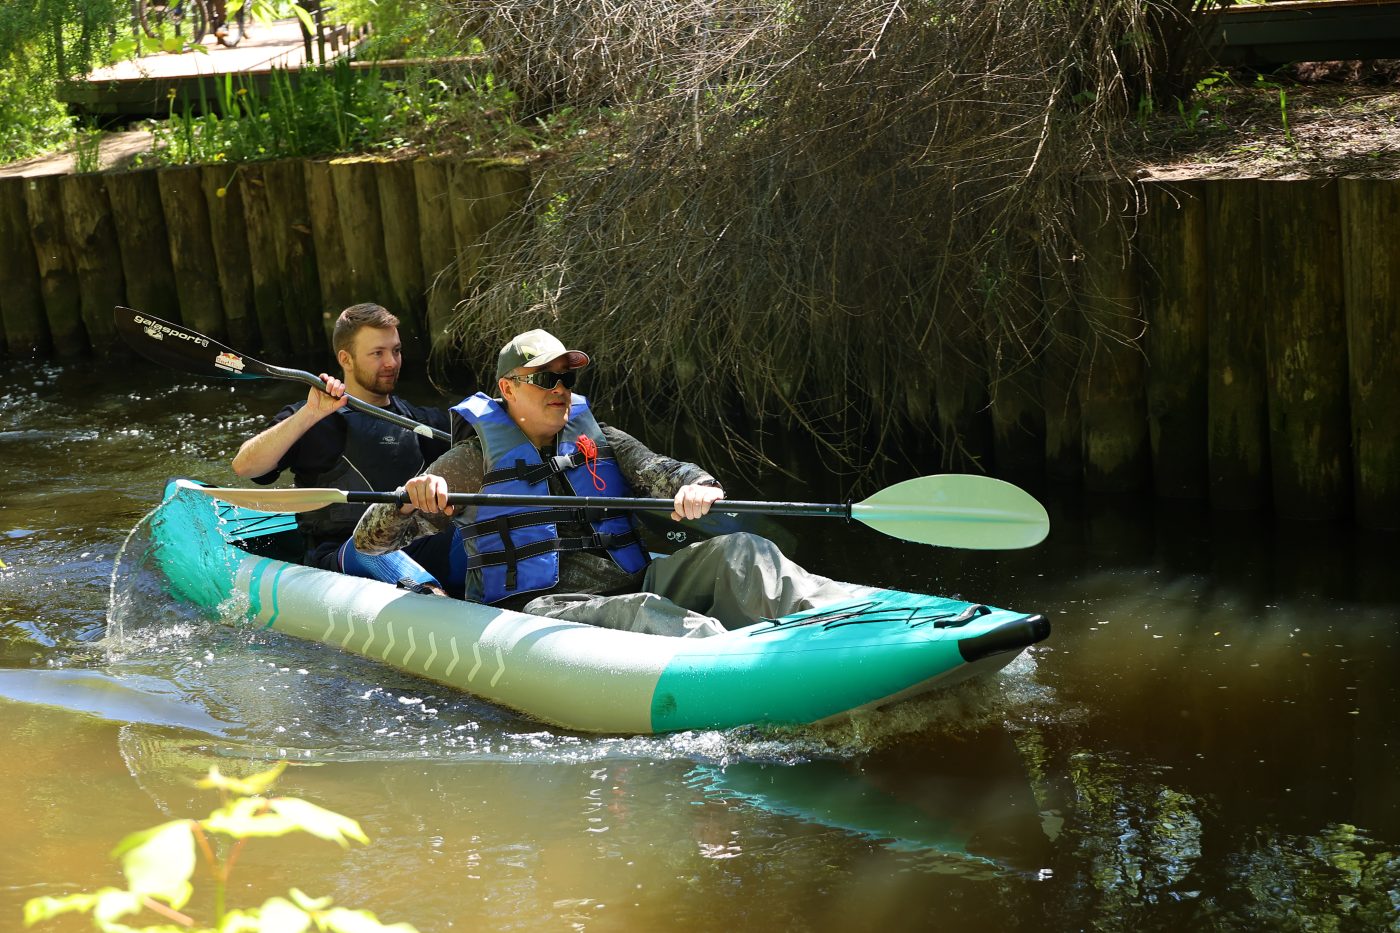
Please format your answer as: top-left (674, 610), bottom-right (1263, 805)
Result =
top-left (466, 528), bottom-right (644, 572)
top-left (494, 514), bottom-right (519, 590)
top-left (481, 445), bottom-right (616, 487)
top-left (458, 507), bottom-right (631, 540)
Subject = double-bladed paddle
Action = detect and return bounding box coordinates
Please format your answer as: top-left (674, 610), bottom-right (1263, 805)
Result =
top-left (114, 307), bottom-right (1051, 549)
top-left (176, 474), bottom-right (1050, 550)
top-left (112, 306), bottom-right (449, 443)
top-left (110, 306), bottom-right (793, 549)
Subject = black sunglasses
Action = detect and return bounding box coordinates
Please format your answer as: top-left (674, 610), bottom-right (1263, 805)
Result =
top-left (505, 370), bottom-right (578, 390)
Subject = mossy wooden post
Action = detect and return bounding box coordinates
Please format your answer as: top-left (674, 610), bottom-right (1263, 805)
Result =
top-left (105, 169), bottom-right (180, 326)
top-left (304, 159), bottom-right (352, 317)
top-left (25, 174), bottom-right (85, 355)
top-left (1139, 180), bottom-right (1208, 499)
top-left (1205, 179), bottom-right (1269, 511)
top-left (201, 164), bottom-right (256, 348)
top-left (446, 160), bottom-right (488, 299)
top-left (933, 313), bottom-right (992, 473)
top-left (1258, 179), bottom-right (1351, 521)
top-left (0, 177), bottom-right (50, 354)
top-left (989, 357), bottom-right (1045, 487)
top-left (157, 166), bottom-right (225, 340)
top-left (376, 159), bottom-right (426, 335)
top-left (1076, 186), bottom-right (1149, 493)
top-left (331, 159), bottom-right (400, 331)
top-left (1039, 250), bottom-right (1084, 484)
top-left (449, 160), bottom-right (529, 300)
top-left (239, 162), bottom-right (291, 353)
top-left (1339, 178), bottom-right (1400, 529)
top-left (988, 253), bottom-right (1047, 486)
top-left (264, 159), bottom-right (324, 354)
top-left (413, 158), bottom-right (459, 350)
top-left (58, 174), bottom-right (124, 353)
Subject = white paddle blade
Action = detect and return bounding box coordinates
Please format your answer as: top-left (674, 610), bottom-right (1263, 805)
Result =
top-left (176, 480), bottom-right (350, 514)
top-left (850, 474), bottom-right (1049, 549)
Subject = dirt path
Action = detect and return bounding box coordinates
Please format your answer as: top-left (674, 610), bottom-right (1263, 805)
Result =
top-left (0, 130), bottom-right (157, 178)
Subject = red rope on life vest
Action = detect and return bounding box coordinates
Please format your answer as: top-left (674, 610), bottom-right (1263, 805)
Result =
top-left (575, 435), bottom-right (606, 490)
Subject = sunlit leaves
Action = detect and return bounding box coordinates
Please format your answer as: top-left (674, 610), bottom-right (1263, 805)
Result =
top-left (196, 761), bottom-right (287, 795)
top-left (205, 796), bottom-right (369, 847)
top-left (110, 819), bottom-right (197, 908)
top-left (23, 764), bottom-right (413, 933)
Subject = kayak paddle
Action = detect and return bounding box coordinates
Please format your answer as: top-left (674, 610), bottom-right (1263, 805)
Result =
top-left (177, 474), bottom-right (1050, 550)
top-left (113, 306), bottom-right (450, 443)
top-left (112, 306), bottom-right (790, 549)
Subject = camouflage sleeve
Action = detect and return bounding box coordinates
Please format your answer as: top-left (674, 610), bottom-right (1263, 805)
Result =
top-left (352, 438), bottom-right (487, 555)
top-left (601, 425), bottom-right (719, 498)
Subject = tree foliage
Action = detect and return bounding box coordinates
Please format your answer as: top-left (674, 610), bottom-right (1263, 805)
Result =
top-left (0, 0), bottom-right (127, 160)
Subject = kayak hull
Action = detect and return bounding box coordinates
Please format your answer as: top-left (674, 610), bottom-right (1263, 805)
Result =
top-left (149, 480), bottom-right (1049, 734)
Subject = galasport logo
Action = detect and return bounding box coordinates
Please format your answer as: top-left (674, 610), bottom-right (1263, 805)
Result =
top-left (215, 351), bottom-right (246, 374)
top-left (134, 313), bottom-right (208, 347)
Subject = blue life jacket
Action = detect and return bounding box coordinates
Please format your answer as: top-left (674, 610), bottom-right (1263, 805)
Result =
top-left (449, 392), bottom-right (650, 605)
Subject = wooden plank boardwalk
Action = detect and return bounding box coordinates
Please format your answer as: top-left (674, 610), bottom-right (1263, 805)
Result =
top-left (1209, 0), bottom-right (1400, 68)
top-left (58, 17), bottom-right (361, 120)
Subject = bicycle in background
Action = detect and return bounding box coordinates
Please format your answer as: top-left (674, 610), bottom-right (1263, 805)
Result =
top-left (133, 0), bottom-right (248, 48)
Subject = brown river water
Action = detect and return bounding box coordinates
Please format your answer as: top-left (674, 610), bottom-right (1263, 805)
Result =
top-left (1, 358), bottom-right (1398, 932)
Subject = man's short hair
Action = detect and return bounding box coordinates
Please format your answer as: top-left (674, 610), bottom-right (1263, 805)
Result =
top-left (332, 303), bottom-right (399, 356)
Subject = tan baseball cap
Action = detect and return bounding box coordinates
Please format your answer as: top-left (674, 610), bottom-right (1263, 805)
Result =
top-left (495, 329), bottom-right (590, 380)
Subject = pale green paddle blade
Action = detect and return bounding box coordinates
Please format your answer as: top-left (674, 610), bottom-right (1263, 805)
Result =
top-left (176, 480), bottom-right (350, 514)
top-left (849, 474), bottom-right (1049, 549)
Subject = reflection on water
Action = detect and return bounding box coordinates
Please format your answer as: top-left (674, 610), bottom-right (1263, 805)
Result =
top-left (2, 358), bottom-right (1400, 930)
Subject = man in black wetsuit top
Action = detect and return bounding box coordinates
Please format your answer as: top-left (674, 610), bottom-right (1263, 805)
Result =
top-left (231, 303), bottom-right (461, 596)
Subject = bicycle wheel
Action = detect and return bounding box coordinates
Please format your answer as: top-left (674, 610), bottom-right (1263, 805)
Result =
top-left (217, 1), bottom-right (245, 47)
top-left (134, 0), bottom-right (167, 39)
top-left (183, 0), bottom-right (210, 43)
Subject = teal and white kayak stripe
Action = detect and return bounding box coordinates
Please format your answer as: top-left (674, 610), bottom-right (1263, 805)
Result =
top-left (151, 480), bottom-right (1049, 734)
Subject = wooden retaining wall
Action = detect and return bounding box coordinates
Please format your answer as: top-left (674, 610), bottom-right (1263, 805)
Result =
top-left (0, 155), bottom-right (529, 362)
top-left (0, 165), bottom-right (1395, 529)
top-left (1100, 178), bottom-right (1399, 529)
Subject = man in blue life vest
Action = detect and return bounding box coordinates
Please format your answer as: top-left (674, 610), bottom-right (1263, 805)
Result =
top-left (231, 303), bottom-right (462, 596)
top-left (351, 329), bottom-right (853, 636)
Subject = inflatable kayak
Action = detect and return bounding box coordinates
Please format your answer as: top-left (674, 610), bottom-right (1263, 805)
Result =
top-left (148, 479), bottom-right (1050, 734)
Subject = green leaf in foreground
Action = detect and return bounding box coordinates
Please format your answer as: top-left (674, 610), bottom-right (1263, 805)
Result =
top-left (23, 765), bottom-right (417, 932)
top-left (196, 761), bottom-right (287, 796)
top-left (109, 820), bottom-right (196, 907)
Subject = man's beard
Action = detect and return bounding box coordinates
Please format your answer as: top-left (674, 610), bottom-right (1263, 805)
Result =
top-left (354, 363), bottom-right (398, 396)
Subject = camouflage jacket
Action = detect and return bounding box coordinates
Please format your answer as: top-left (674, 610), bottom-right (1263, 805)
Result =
top-left (352, 424), bottom-right (718, 604)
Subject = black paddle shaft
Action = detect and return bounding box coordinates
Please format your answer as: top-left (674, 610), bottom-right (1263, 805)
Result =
top-left (114, 306), bottom-right (450, 443)
top-left (348, 489), bottom-right (852, 519)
